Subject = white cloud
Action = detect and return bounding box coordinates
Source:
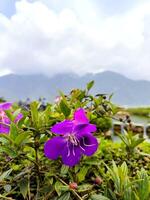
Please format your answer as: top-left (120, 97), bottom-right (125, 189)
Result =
top-left (0, 0), bottom-right (150, 79)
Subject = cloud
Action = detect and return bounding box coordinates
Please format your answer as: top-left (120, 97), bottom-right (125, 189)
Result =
top-left (0, 0), bottom-right (150, 79)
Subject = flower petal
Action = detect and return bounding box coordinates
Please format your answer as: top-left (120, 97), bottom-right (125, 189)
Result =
top-left (61, 144), bottom-right (81, 167)
top-left (74, 108), bottom-right (89, 124)
top-left (75, 124), bottom-right (97, 134)
top-left (0, 102), bottom-right (12, 110)
top-left (80, 133), bottom-right (98, 156)
top-left (0, 124), bottom-right (10, 134)
top-left (51, 120), bottom-right (73, 134)
top-left (44, 136), bottom-right (66, 160)
top-left (14, 113), bottom-right (23, 122)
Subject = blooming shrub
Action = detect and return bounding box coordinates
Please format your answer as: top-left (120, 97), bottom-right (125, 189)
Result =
top-left (0, 82), bottom-right (149, 200)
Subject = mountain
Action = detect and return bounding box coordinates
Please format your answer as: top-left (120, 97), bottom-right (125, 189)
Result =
top-left (0, 71), bottom-right (150, 106)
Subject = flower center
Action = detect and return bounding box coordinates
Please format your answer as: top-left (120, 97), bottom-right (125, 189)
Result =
top-left (64, 133), bottom-right (96, 157)
top-left (67, 134), bottom-right (79, 146)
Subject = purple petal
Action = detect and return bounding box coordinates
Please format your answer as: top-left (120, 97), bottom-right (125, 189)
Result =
top-left (3, 117), bottom-right (10, 124)
top-left (74, 108), bottom-right (89, 124)
top-left (61, 144), bottom-right (81, 167)
top-left (0, 102), bottom-right (12, 110)
top-left (14, 113), bottom-right (23, 122)
top-left (75, 124), bottom-right (97, 134)
top-left (44, 136), bottom-right (66, 160)
top-left (80, 133), bottom-right (98, 156)
top-left (0, 124), bottom-right (10, 134)
top-left (51, 120), bottom-right (73, 134)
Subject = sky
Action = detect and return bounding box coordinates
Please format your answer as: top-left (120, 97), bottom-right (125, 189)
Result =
top-left (0, 0), bottom-right (150, 79)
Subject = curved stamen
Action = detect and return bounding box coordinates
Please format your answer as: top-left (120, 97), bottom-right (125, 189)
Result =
top-left (72, 144), bottom-right (75, 156)
top-left (82, 137), bottom-right (96, 147)
top-left (67, 141), bottom-right (70, 157)
top-left (72, 137), bottom-right (78, 146)
top-left (77, 140), bottom-right (85, 151)
top-left (79, 144), bottom-right (85, 151)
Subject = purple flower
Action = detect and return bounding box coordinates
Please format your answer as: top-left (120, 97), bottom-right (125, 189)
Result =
top-left (44, 108), bottom-right (98, 167)
top-left (0, 102), bottom-right (23, 134)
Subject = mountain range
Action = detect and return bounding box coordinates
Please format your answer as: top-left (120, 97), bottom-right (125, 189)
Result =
top-left (0, 71), bottom-right (150, 106)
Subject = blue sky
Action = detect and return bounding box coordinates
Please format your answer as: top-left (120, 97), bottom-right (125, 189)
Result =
top-left (0, 0), bottom-right (17, 17)
top-left (0, 0), bottom-right (150, 80)
top-left (0, 0), bottom-right (146, 17)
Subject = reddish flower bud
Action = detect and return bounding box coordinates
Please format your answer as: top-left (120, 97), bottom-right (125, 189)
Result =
top-left (69, 182), bottom-right (78, 190)
top-left (94, 177), bottom-right (103, 185)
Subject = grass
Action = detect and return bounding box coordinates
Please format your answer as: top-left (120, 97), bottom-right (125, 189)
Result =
top-left (125, 107), bottom-right (150, 117)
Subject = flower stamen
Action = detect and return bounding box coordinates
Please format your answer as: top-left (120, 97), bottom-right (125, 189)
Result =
top-left (67, 141), bottom-right (70, 157)
top-left (72, 144), bottom-right (75, 156)
top-left (82, 137), bottom-right (96, 147)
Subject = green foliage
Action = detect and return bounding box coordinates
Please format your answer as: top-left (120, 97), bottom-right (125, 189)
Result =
top-left (118, 131), bottom-right (145, 153)
top-left (94, 117), bottom-right (112, 132)
top-left (0, 83), bottom-right (149, 199)
top-left (135, 168), bottom-right (150, 200)
top-left (126, 107), bottom-right (150, 117)
top-left (105, 162), bottom-right (150, 200)
top-left (87, 80), bottom-right (94, 92)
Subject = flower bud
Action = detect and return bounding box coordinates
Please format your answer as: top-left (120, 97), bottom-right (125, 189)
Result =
top-left (94, 177), bottom-right (103, 185)
top-left (69, 182), bottom-right (78, 190)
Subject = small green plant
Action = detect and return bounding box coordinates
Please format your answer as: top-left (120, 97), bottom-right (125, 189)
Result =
top-left (118, 131), bottom-right (145, 153)
top-left (105, 161), bottom-right (150, 200)
top-left (134, 168), bottom-right (150, 200)
top-left (106, 161), bottom-right (133, 200)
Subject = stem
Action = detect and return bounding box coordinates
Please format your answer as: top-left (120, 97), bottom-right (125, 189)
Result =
top-left (35, 176), bottom-right (40, 200)
top-left (56, 176), bottom-right (84, 200)
top-left (0, 195), bottom-right (14, 200)
top-left (34, 136), bottom-right (42, 199)
top-left (28, 172), bottom-right (31, 200)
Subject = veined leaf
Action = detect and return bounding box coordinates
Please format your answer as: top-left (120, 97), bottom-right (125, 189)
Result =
top-left (89, 194), bottom-right (110, 200)
top-left (15, 132), bottom-right (30, 146)
top-left (57, 192), bottom-right (70, 200)
top-left (19, 178), bottom-right (28, 199)
top-left (55, 181), bottom-right (68, 196)
top-left (77, 166), bottom-right (90, 182)
top-left (0, 169), bottom-right (13, 182)
top-left (10, 123), bottom-right (18, 140)
top-left (60, 100), bottom-right (71, 118)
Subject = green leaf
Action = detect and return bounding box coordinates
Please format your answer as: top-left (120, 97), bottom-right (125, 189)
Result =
top-left (60, 100), bottom-right (71, 118)
top-left (15, 132), bottom-right (30, 146)
top-left (78, 184), bottom-right (92, 192)
top-left (0, 134), bottom-right (14, 144)
top-left (55, 181), bottom-right (68, 196)
top-left (0, 169), bottom-right (13, 182)
top-left (30, 101), bottom-right (39, 129)
top-left (19, 178), bottom-right (28, 199)
top-left (89, 194), bottom-right (110, 200)
top-left (5, 110), bottom-right (13, 121)
top-left (108, 93), bottom-right (114, 101)
top-left (87, 80), bottom-right (94, 91)
top-left (61, 165), bottom-right (69, 176)
top-left (10, 123), bottom-right (18, 140)
top-left (12, 108), bottom-right (22, 121)
top-left (136, 168), bottom-right (150, 200)
top-left (57, 192), bottom-right (70, 200)
top-left (0, 146), bottom-right (17, 158)
top-left (77, 166), bottom-right (90, 182)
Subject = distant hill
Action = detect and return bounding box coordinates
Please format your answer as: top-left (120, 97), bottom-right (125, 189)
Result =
top-left (0, 71), bottom-right (150, 106)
